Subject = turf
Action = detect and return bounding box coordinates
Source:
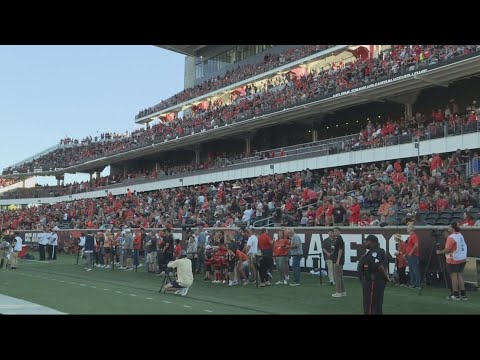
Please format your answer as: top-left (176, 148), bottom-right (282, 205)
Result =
top-left (0, 254), bottom-right (478, 314)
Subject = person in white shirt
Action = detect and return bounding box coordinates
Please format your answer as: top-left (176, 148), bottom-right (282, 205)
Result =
top-left (48, 228), bottom-right (59, 260)
top-left (10, 232), bottom-right (22, 270)
top-left (38, 230), bottom-right (49, 261)
top-left (242, 205), bottom-right (254, 227)
top-left (256, 202), bottom-right (264, 226)
top-left (164, 250), bottom-right (193, 296)
top-left (246, 228), bottom-right (259, 282)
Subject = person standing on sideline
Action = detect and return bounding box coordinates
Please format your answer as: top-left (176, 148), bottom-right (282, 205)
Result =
top-left (331, 227), bottom-right (346, 297)
top-left (357, 235), bottom-right (389, 314)
top-left (258, 228), bottom-right (273, 287)
top-left (196, 226), bottom-right (207, 274)
top-left (288, 228), bottom-right (303, 286)
top-left (405, 225), bottom-right (420, 288)
top-left (393, 233), bottom-right (408, 286)
top-left (322, 230), bottom-right (335, 286)
top-left (436, 222), bottom-right (468, 300)
top-left (38, 227), bottom-right (48, 261)
top-left (10, 231), bottom-right (23, 270)
top-left (245, 228), bottom-right (259, 283)
top-left (84, 231), bottom-right (95, 272)
top-left (273, 229), bottom-right (290, 285)
top-left (49, 228), bottom-right (59, 260)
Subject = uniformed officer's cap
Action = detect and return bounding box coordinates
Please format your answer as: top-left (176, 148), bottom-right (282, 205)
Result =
top-left (365, 234), bottom-right (379, 243)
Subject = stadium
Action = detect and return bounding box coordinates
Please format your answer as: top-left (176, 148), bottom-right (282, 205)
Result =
top-left (1, 44), bottom-right (480, 314)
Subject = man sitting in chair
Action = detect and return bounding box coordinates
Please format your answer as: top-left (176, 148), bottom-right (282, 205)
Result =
top-left (164, 250), bottom-right (194, 296)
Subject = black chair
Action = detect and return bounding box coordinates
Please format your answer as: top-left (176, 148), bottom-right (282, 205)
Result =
top-left (436, 218), bottom-right (451, 225)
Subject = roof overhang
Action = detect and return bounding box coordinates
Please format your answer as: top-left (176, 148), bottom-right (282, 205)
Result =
top-left (156, 45), bottom-right (208, 57)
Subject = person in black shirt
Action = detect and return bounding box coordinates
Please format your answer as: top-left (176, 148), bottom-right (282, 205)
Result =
top-left (331, 227), bottom-right (346, 297)
top-left (163, 227), bottom-right (175, 274)
top-left (332, 202), bottom-right (346, 226)
top-left (357, 234), bottom-right (389, 315)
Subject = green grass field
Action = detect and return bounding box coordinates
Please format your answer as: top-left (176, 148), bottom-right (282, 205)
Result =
top-left (0, 254), bottom-right (478, 314)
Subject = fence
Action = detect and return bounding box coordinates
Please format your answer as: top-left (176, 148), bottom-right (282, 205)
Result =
top-left (12, 226), bottom-right (480, 279)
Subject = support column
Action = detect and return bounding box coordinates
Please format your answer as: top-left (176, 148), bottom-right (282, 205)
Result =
top-left (245, 136), bottom-right (251, 156)
top-left (22, 179), bottom-right (25, 188)
top-left (312, 129), bottom-right (318, 142)
top-left (405, 103), bottom-right (413, 119)
top-left (89, 173), bottom-right (93, 182)
top-left (195, 149), bottom-right (200, 165)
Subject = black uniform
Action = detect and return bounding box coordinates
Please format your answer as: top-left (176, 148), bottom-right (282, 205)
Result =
top-left (357, 245), bottom-right (387, 315)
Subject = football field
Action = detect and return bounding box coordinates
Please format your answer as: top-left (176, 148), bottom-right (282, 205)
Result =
top-left (0, 254), bottom-right (478, 314)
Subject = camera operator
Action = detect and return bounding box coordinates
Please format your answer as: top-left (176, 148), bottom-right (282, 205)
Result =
top-left (164, 250), bottom-right (193, 296)
top-left (436, 222), bottom-right (468, 300)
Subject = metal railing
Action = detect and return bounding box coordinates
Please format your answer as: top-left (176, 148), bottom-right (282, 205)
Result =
top-left (252, 202), bottom-right (315, 228)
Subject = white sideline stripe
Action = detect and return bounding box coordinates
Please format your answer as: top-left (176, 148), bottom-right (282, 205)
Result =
top-left (162, 300), bottom-right (171, 304)
top-left (103, 288), bottom-right (109, 291)
top-left (204, 310), bottom-right (213, 313)
top-left (90, 286), bottom-right (97, 289)
top-left (0, 294), bottom-right (64, 314)
top-left (115, 291), bottom-right (123, 294)
top-left (79, 284), bottom-right (86, 286)
top-left (146, 297), bottom-right (153, 300)
top-left (183, 305), bottom-right (191, 308)
top-left (130, 294), bottom-right (137, 297)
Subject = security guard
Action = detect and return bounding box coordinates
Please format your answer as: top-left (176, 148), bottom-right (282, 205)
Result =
top-left (357, 235), bottom-right (389, 315)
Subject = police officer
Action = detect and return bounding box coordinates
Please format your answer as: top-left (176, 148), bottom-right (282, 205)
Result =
top-left (358, 234), bottom-right (389, 315)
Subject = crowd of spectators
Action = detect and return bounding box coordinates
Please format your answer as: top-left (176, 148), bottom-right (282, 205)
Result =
top-left (0, 178), bottom-right (19, 189)
top-left (2, 145), bottom-right (480, 235)
top-left (135, 45), bottom-right (332, 119)
top-left (3, 45), bottom-right (477, 176)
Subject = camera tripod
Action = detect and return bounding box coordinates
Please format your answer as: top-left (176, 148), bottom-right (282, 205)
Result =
top-left (159, 270), bottom-right (174, 293)
top-left (419, 241), bottom-right (449, 296)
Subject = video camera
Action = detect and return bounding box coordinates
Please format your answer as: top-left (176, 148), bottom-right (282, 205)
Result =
top-left (430, 228), bottom-right (445, 245)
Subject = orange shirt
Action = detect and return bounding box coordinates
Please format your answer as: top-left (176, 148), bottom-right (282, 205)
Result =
top-left (273, 239), bottom-right (290, 256)
top-left (471, 175), bottom-right (480, 187)
top-left (133, 233), bottom-right (142, 250)
top-left (445, 235), bottom-right (466, 265)
top-left (406, 233), bottom-right (420, 257)
top-left (235, 250), bottom-right (248, 262)
top-left (258, 233), bottom-right (272, 251)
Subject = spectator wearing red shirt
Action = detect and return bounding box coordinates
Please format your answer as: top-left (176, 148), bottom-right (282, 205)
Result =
top-left (430, 153), bottom-right (443, 176)
top-left (471, 171), bottom-right (480, 188)
top-left (405, 225), bottom-right (421, 288)
top-left (173, 239), bottom-right (182, 259)
top-left (462, 213), bottom-right (475, 227)
top-left (394, 233), bottom-right (408, 285)
top-left (258, 228), bottom-right (273, 287)
top-left (349, 198), bottom-right (361, 226)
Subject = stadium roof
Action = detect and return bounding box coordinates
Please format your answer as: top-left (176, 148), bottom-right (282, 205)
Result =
top-left (156, 45), bottom-right (208, 56)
